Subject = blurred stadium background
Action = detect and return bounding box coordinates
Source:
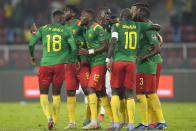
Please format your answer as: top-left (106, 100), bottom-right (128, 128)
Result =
top-left (0, 0), bottom-right (196, 102)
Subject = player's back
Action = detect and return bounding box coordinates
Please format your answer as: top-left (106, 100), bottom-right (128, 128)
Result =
top-left (40, 23), bottom-right (72, 66)
top-left (112, 20), bottom-right (141, 62)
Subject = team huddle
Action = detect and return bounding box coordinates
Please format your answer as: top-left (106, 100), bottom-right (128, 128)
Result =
top-left (29, 2), bottom-right (167, 131)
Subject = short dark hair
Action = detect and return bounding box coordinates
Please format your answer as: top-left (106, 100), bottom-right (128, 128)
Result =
top-left (84, 9), bottom-right (95, 19)
top-left (65, 5), bottom-right (79, 14)
top-left (133, 2), bottom-right (149, 8)
top-left (138, 7), bottom-right (150, 18)
top-left (53, 10), bottom-right (64, 17)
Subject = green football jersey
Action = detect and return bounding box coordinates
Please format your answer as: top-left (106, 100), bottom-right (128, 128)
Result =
top-left (112, 21), bottom-right (152, 63)
top-left (153, 53), bottom-right (163, 63)
top-left (29, 23), bottom-right (77, 66)
top-left (137, 30), bottom-right (159, 74)
top-left (84, 22), bottom-right (107, 67)
top-left (64, 19), bottom-right (87, 63)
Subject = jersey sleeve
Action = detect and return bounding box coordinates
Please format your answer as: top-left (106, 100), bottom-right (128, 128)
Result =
top-left (95, 26), bottom-right (107, 42)
top-left (139, 22), bottom-right (152, 33)
top-left (28, 29), bottom-right (42, 57)
top-left (146, 31), bottom-right (159, 45)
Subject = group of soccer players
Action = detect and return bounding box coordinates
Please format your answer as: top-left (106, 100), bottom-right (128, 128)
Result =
top-left (29, 2), bottom-right (167, 130)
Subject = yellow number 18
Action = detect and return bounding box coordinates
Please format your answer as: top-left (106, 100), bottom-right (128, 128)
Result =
top-left (46, 34), bottom-right (62, 52)
top-left (124, 32), bottom-right (137, 49)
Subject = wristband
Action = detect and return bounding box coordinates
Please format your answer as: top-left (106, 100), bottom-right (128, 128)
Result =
top-left (88, 49), bottom-right (95, 54)
top-left (106, 58), bottom-right (110, 62)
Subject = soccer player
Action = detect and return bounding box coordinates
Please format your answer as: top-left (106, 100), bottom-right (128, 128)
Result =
top-left (28, 10), bottom-right (77, 130)
top-left (132, 5), bottom-right (167, 130)
top-left (78, 9), bottom-right (108, 129)
top-left (106, 8), bottom-right (160, 130)
top-left (83, 7), bottom-right (114, 127)
top-left (63, 5), bottom-right (91, 130)
top-left (30, 5), bottom-right (89, 129)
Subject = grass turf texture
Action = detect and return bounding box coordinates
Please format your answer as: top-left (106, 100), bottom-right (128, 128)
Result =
top-left (0, 102), bottom-right (196, 131)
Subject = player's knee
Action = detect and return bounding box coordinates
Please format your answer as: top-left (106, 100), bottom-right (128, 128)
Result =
top-left (86, 87), bottom-right (96, 95)
top-left (111, 88), bottom-right (120, 96)
top-left (52, 86), bottom-right (62, 95)
top-left (67, 90), bottom-right (76, 96)
top-left (82, 87), bottom-right (88, 96)
top-left (39, 86), bottom-right (49, 94)
top-left (125, 88), bottom-right (134, 99)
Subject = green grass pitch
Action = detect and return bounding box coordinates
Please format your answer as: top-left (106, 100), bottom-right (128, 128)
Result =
top-left (0, 102), bottom-right (196, 131)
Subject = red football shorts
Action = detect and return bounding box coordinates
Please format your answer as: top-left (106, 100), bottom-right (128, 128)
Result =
top-left (65, 61), bottom-right (90, 90)
top-left (88, 65), bottom-right (106, 91)
top-left (136, 73), bottom-right (156, 94)
top-left (156, 62), bottom-right (162, 90)
top-left (38, 64), bottom-right (65, 88)
top-left (111, 61), bottom-right (136, 90)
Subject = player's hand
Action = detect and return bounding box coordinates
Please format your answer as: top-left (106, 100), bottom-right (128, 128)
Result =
top-left (78, 48), bottom-right (89, 56)
top-left (157, 33), bottom-right (163, 47)
top-left (76, 61), bottom-right (81, 71)
top-left (106, 61), bottom-right (112, 72)
top-left (30, 57), bottom-right (36, 66)
top-left (135, 56), bottom-right (144, 62)
top-left (147, 45), bottom-right (154, 51)
top-left (31, 23), bottom-right (38, 35)
top-left (76, 40), bottom-right (82, 46)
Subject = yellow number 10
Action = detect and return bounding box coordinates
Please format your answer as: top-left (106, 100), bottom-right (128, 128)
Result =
top-left (124, 32), bottom-right (137, 49)
top-left (46, 35), bottom-right (62, 52)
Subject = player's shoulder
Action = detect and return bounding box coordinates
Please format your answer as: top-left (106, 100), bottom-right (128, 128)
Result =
top-left (92, 23), bottom-right (103, 31)
top-left (75, 19), bottom-right (81, 26)
top-left (41, 24), bottom-right (51, 30)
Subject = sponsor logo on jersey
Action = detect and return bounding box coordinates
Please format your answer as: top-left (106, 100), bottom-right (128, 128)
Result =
top-left (152, 34), bottom-right (157, 40)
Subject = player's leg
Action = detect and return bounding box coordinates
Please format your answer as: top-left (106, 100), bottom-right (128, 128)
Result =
top-left (147, 63), bottom-right (167, 129)
top-left (38, 66), bottom-right (54, 129)
top-left (83, 65), bottom-right (106, 129)
top-left (64, 64), bottom-right (79, 129)
top-left (124, 61), bottom-right (136, 131)
top-left (119, 92), bottom-right (128, 128)
top-left (77, 61), bottom-right (91, 125)
top-left (97, 88), bottom-right (113, 123)
top-left (50, 64), bottom-right (65, 129)
top-left (135, 73), bottom-right (149, 129)
top-left (110, 61), bottom-right (125, 130)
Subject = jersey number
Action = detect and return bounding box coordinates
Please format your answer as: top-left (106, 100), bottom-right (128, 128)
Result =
top-left (46, 35), bottom-right (62, 52)
top-left (124, 32), bottom-right (137, 49)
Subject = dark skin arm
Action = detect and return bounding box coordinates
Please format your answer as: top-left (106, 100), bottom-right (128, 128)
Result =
top-left (106, 37), bottom-right (117, 72)
top-left (148, 33), bottom-right (163, 51)
top-left (149, 24), bottom-right (161, 31)
top-left (136, 43), bottom-right (160, 62)
top-left (78, 40), bottom-right (108, 56)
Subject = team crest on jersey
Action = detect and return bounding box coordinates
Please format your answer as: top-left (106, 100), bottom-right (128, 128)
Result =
top-left (72, 29), bottom-right (76, 34)
top-left (88, 33), bottom-right (92, 39)
top-left (152, 34), bottom-right (157, 40)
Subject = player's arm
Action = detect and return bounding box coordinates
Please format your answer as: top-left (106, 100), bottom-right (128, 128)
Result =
top-left (136, 31), bottom-right (160, 61)
top-left (78, 26), bottom-right (108, 56)
top-left (28, 30), bottom-right (42, 66)
top-left (106, 25), bottom-right (118, 72)
top-left (147, 32), bottom-right (163, 51)
top-left (140, 22), bottom-right (161, 32)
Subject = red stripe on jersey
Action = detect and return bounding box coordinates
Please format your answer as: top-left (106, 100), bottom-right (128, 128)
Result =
top-left (76, 20), bottom-right (81, 26)
top-left (92, 24), bottom-right (100, 31)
